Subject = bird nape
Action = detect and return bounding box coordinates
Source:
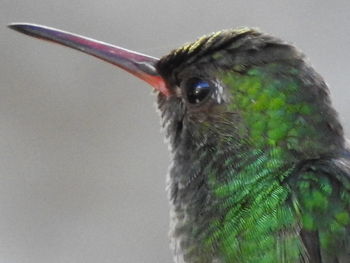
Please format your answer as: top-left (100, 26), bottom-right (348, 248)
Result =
top-left (9, 23), bottom-right (350, 263)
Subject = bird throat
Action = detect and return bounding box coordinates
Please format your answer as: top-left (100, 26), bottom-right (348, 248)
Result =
top-left (164, 119), bottom-right (298, 262)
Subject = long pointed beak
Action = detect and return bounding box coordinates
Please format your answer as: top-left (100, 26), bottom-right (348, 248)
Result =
top-left (8, 23), bottom-right (169, 96)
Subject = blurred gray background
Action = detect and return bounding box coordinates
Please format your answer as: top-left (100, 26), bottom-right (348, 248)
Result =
top-left (1, 1), bottom-right (350, 262)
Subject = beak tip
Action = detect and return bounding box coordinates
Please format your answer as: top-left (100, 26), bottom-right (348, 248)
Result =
top-left (7, 23), bottom-right (37, 37)
top-left (7, 23), bottom-right (25, 33)
top-left (7, 23), bottom-right (18, 32)
top-left (8, 23), bottom-right (24, 31)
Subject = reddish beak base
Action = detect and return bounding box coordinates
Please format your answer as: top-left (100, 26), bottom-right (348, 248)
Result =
top-left (8, 23), bottom-right (170, 96)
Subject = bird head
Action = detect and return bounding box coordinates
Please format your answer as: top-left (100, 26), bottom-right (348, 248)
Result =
top-left (156, 28), bottom-right (344, 162)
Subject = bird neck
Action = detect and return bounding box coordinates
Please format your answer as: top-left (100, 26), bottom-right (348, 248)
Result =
top-left (167, 128), bottom-right (297, 262)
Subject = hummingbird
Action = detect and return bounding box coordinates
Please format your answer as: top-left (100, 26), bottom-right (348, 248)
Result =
top-left (8, 23), bottom-right (350, 263)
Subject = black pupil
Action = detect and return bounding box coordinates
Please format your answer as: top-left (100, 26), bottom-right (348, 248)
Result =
top-left (186, 80), bottom-right (211, 104)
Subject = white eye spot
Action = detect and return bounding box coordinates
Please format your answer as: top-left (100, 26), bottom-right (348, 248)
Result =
top-left (175, 86), bottom-right (182, 97)
top-left (211, 80), bottom-right (227, 104)
top-left (217, 83), bottom-right (223, 94)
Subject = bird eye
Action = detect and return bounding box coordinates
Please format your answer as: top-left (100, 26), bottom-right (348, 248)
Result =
top-left (184, 78), bottom-right (212, 104)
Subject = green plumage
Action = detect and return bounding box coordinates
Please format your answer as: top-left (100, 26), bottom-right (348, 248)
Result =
top-left (156, 28), bottom-right (350, 262)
